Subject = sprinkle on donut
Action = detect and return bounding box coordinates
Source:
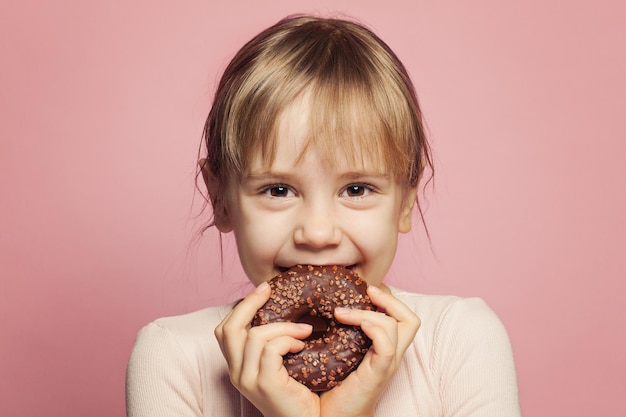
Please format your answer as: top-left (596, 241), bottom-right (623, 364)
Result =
top-left (252, 265), bottom-right (375, 392)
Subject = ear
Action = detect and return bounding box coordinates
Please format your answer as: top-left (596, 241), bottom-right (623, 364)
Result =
top-left (398, 187), bottom-right (417, 234)
top-left (199, 159), bottom-right (233, 233)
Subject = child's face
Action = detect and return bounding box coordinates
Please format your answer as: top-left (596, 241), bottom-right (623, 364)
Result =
top-left (221, 97), bottom-right (416, 287)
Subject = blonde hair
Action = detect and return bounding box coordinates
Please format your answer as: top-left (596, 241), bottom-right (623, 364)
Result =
top-left (201, 15), bottom-right (432, 224)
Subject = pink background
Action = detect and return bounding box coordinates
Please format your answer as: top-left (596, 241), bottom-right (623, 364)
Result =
top-left (1, 0), bottom-right (625, 415)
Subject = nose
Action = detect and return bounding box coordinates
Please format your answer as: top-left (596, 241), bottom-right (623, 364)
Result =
top-left (293, 201), bottom-right (342, 248)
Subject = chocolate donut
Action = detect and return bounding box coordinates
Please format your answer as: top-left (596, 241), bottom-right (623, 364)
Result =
top-left (252, 265), bottom-right (375, 391)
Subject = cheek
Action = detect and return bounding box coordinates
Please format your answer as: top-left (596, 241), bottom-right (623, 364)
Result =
top-left (232, 229), bottom-right (275, 284)
top-left (234, 221), bottom-right (276, 257)
top-left (361, 235), bottom-right (399, 285)
top-left (231, 212), bottom-right (292, 271)
top-left (344, 206), bottom-right (401, 281)
top-left (350, 204), bottom-right (402, 242)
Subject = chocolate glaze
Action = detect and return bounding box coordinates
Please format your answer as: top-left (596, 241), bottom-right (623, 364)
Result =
top-left (252, 265), bottom-right (375, 392)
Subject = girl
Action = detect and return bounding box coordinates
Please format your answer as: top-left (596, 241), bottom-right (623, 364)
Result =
top-left (126, 15), bottom-right (521, 417)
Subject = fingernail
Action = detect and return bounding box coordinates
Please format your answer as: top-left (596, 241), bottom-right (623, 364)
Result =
top-left (368, 285), bottom-right (382, 294)
top-left (254, 281), bottom-right (269, 293)
top-left (297, 323), bottom-right (313, 331)
top-left (335, 307), bottom-right (350, 315)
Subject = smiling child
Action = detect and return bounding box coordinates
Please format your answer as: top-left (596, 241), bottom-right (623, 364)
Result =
top-left (126, 15), bottom-right (521, 417)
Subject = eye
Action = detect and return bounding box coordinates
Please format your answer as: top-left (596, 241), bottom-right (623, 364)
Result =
top-left (262, 184), bottom-right (294, 198)
top-left (341, 184), bottom-right (375, 198)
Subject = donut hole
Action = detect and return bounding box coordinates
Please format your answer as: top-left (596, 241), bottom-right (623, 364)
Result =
top-left (296, 314), bottom-right (330, 340)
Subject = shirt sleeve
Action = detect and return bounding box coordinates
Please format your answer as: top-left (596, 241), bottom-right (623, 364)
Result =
top-left (126, 322), bottom-right (203, 417)
top-left (433, 298), bottom-right (521, 417)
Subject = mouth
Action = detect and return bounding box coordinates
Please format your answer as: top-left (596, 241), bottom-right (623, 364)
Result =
top-left (277, 264), bottom-right (357, 273)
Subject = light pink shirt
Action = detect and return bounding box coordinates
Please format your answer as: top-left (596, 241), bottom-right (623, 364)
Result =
top-left (126, 288), bottom-right (521, 416)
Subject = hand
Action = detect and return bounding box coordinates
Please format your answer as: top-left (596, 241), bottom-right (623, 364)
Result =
top-left (319, 285), bottom-right (421, 417)
top-left (214, 282), bottom-right (321, 417)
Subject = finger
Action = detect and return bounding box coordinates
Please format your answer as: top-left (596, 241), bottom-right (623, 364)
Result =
top-left (256, 335), bottom-right (307, 383)
top-left (334, 307), bottom-right (398, 344)
top-left (366, 286), bottom-right (420, 349)
top-left (215, 282), bottom-right (271, 345)
top-left (215, 282), bottom-right (272, 375)
top-left (334, 287), bottom-right (420, 364)
top-left (367, 286), bottom-right (419, 324)
top-left (334, 308), bottom-right (397, 364)
top-left (362, 319), bottom-right (393, 355)
top-left (240, 322), bottom-right (312, 384)
top-left (225, 282), bottom-right (272, 329)
top-left (333, 306), bottom-right (394, 326)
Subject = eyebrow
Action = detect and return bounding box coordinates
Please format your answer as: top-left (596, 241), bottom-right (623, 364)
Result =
top-left (338, 171), bottom-right (392, 181)
top-left (243, 170), bottom-right (291, 180)
top-left (243, 169), bottom-right (392, 181)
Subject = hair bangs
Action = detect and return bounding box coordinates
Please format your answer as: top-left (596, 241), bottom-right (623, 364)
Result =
top-left (202, 15), bottom-right (432, 229)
